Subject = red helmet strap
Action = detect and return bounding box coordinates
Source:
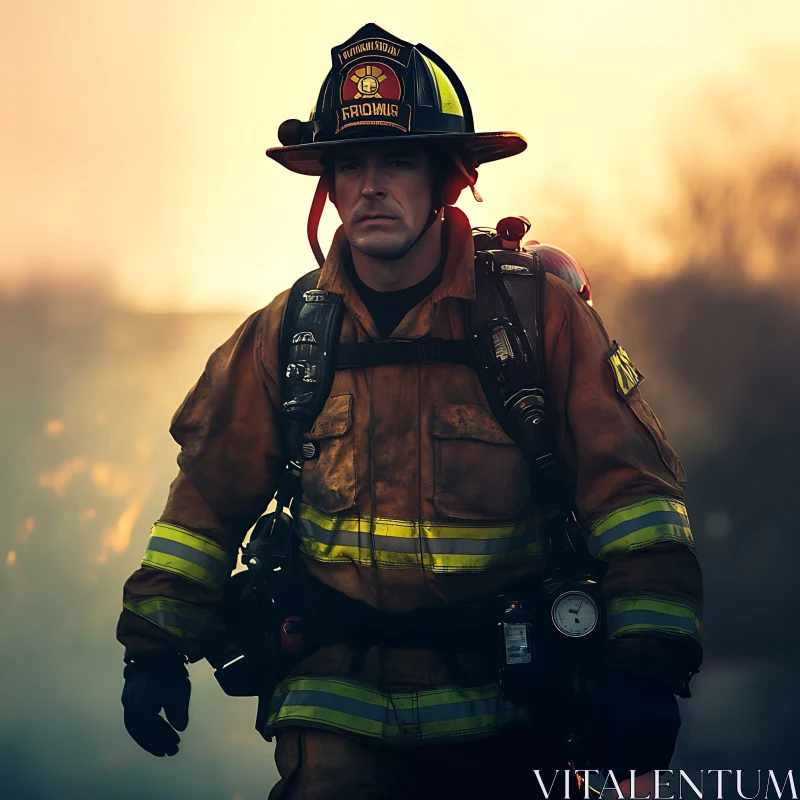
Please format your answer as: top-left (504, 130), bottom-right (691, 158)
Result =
top-left (449, 152), bottom-right (482, 203)
top-left (307, 174), bottom-right (329, 267)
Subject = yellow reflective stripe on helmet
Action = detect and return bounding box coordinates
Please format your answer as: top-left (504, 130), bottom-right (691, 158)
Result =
top-left (141, 521), bottom-right (232, 591)
top-left (587, 496), bottom-right (694, 560)
top-left (124, 596), bottom-right (220, 642)
top-left (421, 53), bottom-right (464, 117)
top-left (266, 677), bottom-right (530, 743)
top-left (295, 504), bottom-right (549, 573)
top-left (606, 594), bottom-right (701, 641)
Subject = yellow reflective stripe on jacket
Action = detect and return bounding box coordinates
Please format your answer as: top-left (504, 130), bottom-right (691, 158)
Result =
top-left (606, 594), bottom-right (701, 641)
top-left (295, 504), bottom-right (549, 573)
top-left (587, 496), bottom-right (693, 560)
top-left (123, 595), bottom-right (221, 642)
top-left (141, 521), bottom-right (232, 591)
top-left (266, 677), bottom-right (530, 743)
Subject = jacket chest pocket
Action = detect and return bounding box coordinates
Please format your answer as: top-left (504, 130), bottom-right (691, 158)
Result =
top-left (432, 402), bottom-right (531, 520)
top-left (301, 394), bottom-right (356, 513)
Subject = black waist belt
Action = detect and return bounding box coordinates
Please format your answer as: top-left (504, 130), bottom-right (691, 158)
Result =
top-left (300, 572), bottom-right (537, 652)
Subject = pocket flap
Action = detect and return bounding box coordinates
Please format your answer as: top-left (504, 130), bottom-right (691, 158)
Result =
top-left (432, 403), bottom-right (516, 445)
top-left (307, 394), bottom-right (353, 439)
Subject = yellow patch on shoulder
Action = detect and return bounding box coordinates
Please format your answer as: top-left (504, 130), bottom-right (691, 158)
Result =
top-left (607, 341), bottom-right (644, 398)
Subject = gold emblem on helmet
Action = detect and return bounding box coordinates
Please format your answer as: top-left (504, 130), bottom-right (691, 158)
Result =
top-left (351, 65), bottom-right (387, 99)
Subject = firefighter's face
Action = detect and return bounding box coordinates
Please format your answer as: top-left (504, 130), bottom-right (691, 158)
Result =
top-left (333, 145), bottom-right (435, 259)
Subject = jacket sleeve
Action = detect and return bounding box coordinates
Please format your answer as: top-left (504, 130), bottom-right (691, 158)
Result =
top-left (116, 293), bottom-right (288, 662)
top-left (544, 276), bottom-right (703, 696)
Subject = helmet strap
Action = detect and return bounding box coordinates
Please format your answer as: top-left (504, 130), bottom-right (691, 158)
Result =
top-left (307, 174), bottom-right (329, 267)
top-left (377, 150), bottom-right (482, 261)
top-left (376, 203), bottom-right (443, 261)
top-left (307, 184), bottom-right (442, 265)
top-left (450, 152), bottom-right (483, 202)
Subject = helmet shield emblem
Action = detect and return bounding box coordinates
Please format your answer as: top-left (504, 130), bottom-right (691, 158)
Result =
top-left (338, 61), bottom-right (408, 134)
top-left (332, 27), bottom-right (413, 135)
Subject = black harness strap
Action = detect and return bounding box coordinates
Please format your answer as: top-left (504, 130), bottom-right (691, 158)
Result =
top-left (467, 250), bottom-right (557, 479)
top-left (335, 338), bottom-right (474, 370)
top-left (278, 269), bottom-right (344, 463)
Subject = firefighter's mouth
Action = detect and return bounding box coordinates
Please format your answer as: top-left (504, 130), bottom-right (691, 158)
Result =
top-left (355, 213), bottom-right (398, 223)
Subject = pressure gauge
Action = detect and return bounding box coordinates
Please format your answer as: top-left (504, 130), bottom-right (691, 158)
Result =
top-left (551, 590), bottom-right (599, 638)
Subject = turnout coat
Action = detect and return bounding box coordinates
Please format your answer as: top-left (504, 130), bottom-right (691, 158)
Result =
top-left (117, 207), bottom-right (703, 745)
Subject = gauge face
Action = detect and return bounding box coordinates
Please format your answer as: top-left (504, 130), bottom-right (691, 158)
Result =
top-left (551, 591), bottom-right (599, 637)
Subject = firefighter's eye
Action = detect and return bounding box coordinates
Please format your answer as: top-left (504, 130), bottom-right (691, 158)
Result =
top-left (338, 161), bottom-right (360, 173)
top-left (388, 159), bottom-right (413, 169)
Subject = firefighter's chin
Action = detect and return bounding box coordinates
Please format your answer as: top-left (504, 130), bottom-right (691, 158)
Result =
top-left (350, 221), bottom-right (413, 260)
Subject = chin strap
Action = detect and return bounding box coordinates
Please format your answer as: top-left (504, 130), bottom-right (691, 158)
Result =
top-left (307, 175), bottom-right (329, 268)
top-left (378, 203), bottom-right (443, 261)
top-left (382, 151), bottom-right (483, 261)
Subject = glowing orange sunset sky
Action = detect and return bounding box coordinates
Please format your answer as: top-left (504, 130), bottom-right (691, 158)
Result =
top-left (2, 0), bottom-right (799, 310)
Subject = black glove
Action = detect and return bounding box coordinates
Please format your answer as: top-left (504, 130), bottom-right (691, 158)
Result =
top-left (121, 653), bottom-right (191, 757)
top-left (579, 672), bottom-right (681, 775)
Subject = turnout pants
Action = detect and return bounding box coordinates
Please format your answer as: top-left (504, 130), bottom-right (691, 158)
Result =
top-left (269, 727), bottom-right (572, 800)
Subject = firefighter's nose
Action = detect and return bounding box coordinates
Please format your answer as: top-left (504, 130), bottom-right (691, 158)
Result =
top-left (360, 163), bottom-right (386, 199)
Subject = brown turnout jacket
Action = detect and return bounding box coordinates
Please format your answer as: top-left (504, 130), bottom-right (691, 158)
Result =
top-left (117, 207), bottom-right (702, 709)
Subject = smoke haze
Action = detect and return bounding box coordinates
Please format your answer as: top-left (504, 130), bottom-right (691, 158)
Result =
top-left (3, 150), bottom-right (799, 796)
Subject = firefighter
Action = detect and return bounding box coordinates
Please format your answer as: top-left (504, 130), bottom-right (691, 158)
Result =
top-left (118, 23), bottom-right (703, 798)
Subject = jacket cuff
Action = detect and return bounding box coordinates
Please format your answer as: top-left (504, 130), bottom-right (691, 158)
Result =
top-left (116, 608), bottom-right (194, 663)
top-left (600, 634), bottom-right (702, 698)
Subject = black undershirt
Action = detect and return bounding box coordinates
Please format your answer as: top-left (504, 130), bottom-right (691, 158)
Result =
top-left (345, 252), bottom-right (446, 339)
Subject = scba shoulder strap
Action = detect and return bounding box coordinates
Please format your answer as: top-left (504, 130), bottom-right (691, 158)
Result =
top-left (468, 248), bottom-right (557, 480)
top-left (278, 268), bottom-right (343, 465)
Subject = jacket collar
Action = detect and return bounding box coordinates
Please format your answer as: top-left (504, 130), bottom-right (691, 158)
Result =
top-left (317, 206), bottom-right (476, 340)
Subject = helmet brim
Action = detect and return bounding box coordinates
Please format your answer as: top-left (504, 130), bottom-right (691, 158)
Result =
top-left (266, 131), bottom-right (527, 176)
